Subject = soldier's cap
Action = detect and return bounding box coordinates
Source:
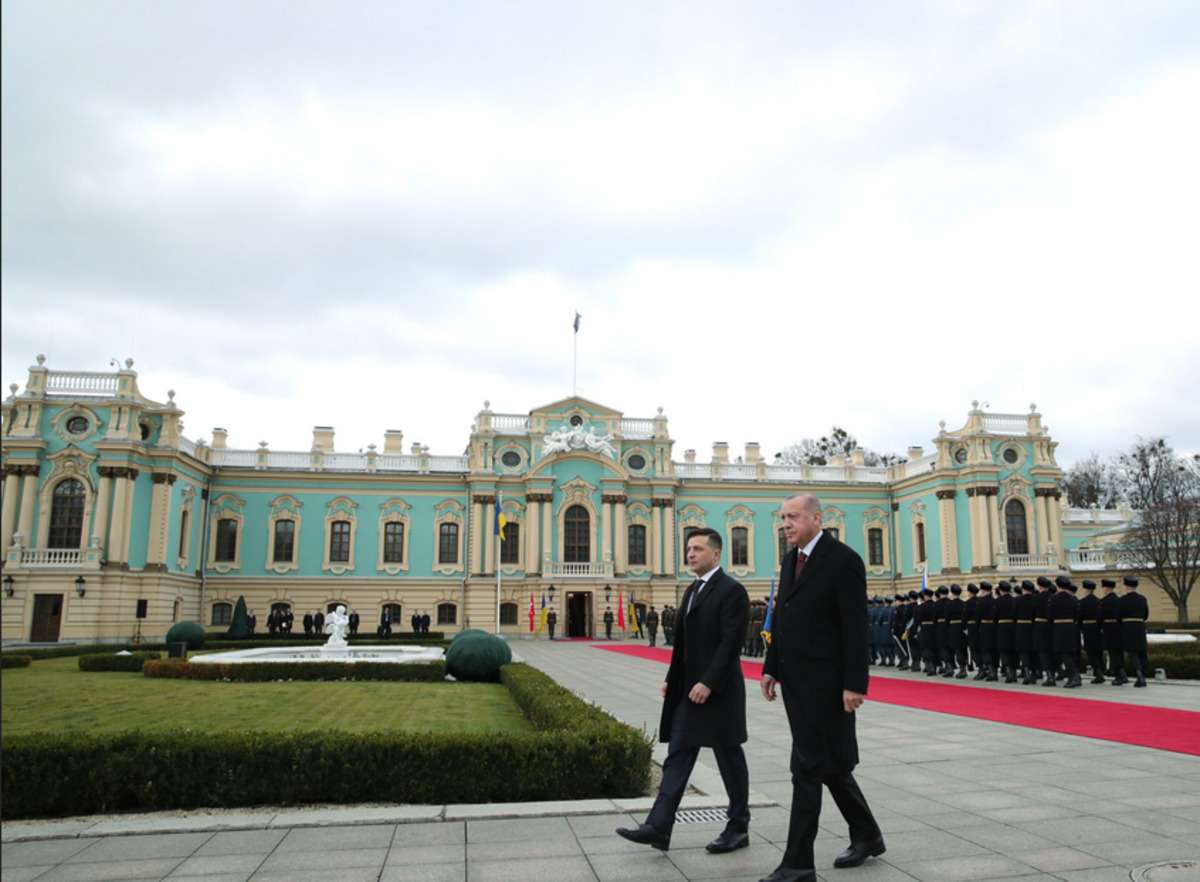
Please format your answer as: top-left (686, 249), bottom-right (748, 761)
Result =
top-left (1082, 580), bottom-right (1097, 590)
top-left (1101, 578), bottom-right (1116, 588)
top-left (894, 594), bottom-right (905, 601)
top-left (937, 585), bottom-right (949, 595)
top-left (921, 587), bottom-right (933, 596)
top-left (950, 584), bottom-right (962, 595)
top-left (1021, 580), bottom-right (1035, 590)
top-left (997, 580), bottom-right (1011, 592)
top-left (967, 584), bottom-right (979, 594)
top-left (1055, 575), bottom-right (1072, 589)
top-left (908, 590), bottom-right (919, 599)
top-left (1068, 584), bottom-right (1079, 593)
top-left (980, 580), bottom-right (993, 591)
top-left (1037, 576), bottom-right (1053, 588)
top-left (1124, 576), bottom-right (1139, 588)
top-left (885, 596), bottom-right (893, 603)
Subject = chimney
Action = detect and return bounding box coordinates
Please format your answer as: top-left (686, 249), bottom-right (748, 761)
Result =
top-left (712, 441), bottom-right (729, 464)
top-left (744, 442), bottom-right (762, 464)
top-left (907, 445), bottom-right (924, 461)
top-left (384, 429), bottom-right (404, 454)
top-left (850, 449), bottom-right (865, 467)
top-left (312, 426), bottom-right (335, 452)
top-left (211, 428), bottom-right (228, 449)
top-left (684, 449), bottom-right (696, 463)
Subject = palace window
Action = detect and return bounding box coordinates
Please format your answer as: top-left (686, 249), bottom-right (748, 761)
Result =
top-left (868, 528), bottom-right (884, 566)
top-left (215, 518), bottom-right (238, 562)
top-left (731, 526), bottom-right (749, 567)
top-left (65, 416), bottom-right (90, 435)
top-left (628, 524), bottom-right (647, 566)
top-left (499, 602), bottom-right (519, 625)
top-left (683, 526), bottom-right (700, 559)
top-left (273, 519), bottom-right (296, 563)
top-left (270, 601), bottom-right (291, 616)
top-left (778, 527), bottom-right (789, 560)
top-left (564, 505), bottom-right (590, 563)
top-left (48, 479), bottom-right (85, 549)
top-left (916, 523), bottom-right (927, 563)
top-left (1005, 499), bottom-right (1029, 555)
top-left (438, 523), bottom-right (459, 564)
top-left (329, 520), bottom-right (351, 563)
top-left (382, 603), bottom-right (402, 623)
top-left (627, 453), bottom-right (646, 471)
top-left (211, 602), bottom-right (232, 626)
top-left (500, 522), bottom-right (520, 565)
top-left (501, 450), bottom-right (521, 467)
top-left (178, 510), bottom-right (190, 560)
top-left (383, 521), bottom-right (405, 564)
top-left (437, 602), bottom-right (457, 626)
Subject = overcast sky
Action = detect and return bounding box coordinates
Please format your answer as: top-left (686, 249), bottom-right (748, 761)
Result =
top-left (3, 1), bottom-right (1198, 467)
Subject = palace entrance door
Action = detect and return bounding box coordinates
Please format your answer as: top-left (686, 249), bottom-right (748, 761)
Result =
top-left (31, 594), bottom-right (63, 642)
top-left (565, 591), bottom-right (592, 638)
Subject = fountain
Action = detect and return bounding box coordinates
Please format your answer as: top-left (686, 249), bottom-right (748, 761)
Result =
top-left (189, 605), bottom-right (445, 666)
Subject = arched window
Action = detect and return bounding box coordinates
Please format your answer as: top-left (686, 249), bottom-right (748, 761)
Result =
top-left (329, 520), bottom-right (351, 562)
top-left (730, 526), bottom-right (749, 567)
top-left (211, 602), bottom-right (232, 626)
top-left (499, 602), bottom-right (518, 625)
top-left (273, 519), bottom-right (295, 563)
top-left (1005, 499), bottom-right (1029, 555)
top-left (437, 602), bottom-right (457, 626)
top-left (326, 601), bottom-right (346, 614)
top-left (215, 518), bottom-right (238, 562)
top-left (172, 598), bottom-right (180, 622)
top-left (916, 523), bottom-right (927, 563)
top-left (48, 479), bottom-right (85, 549)
top-left (564, 505), bottom-right (590, 563)
top-left (382, 602), bottom-right (402, 623)
top-left (178, 510), bottom-right (190, 559)
top-left (383, 522), bottom-right (404, 563)
top-left (628, 524), bottom-right (647, 566)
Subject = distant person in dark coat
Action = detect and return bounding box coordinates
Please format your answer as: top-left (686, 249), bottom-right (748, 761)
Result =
top-left (349, 609), bottom-right (360, 636)
top-left (1100, 579), bottom-right (1127, 684)
top-left (1120, 577), bottom-right (1150, 687)
top-left (603, 607), bottom-right (614, 640)
top-left (646, 606), bottom-right (660, 646)
top-left (314, 611), bottom-right (325, 636)
top-left (303, 611), bottom-right (314, 636)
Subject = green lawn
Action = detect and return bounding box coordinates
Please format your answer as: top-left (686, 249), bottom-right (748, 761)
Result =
top-left (1, 657), bottom-right (533, 736)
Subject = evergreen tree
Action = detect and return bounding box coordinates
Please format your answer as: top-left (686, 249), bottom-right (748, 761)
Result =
top-left (227, 595), bottom-right (252, 639)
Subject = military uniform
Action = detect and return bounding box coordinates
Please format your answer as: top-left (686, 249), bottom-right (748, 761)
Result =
top-left (1034, 577), bottom-right (1055, 683)
top-left (918, 588), bottom-right (937, 673)
top-left (963, 584), bottom-right (980, 672)
top-left (1049, 576), bottom-right (1082, 687)
top-left (1078, 580), bottom-right (1105, 683)
top-left (547, 609), bottom-right (558, 640)
top-left (662, 605), bottom-right (675, 646)
top-left (933, 586), bottom-right (950, 675)
top-left (1099, 580), bottom-right (1126, 684)
top-left (880, 597), bottom-right (896, 666)
top-left (603, 607), bottom-right (615, 640)
top-left (976, 582), bottom-right (998, 681)
top-left (646, 607), bottom-right (660, 646)
top-left (1119, 577), bottom-right (1149, 687)
top-left (994, 581), bottom-right (1018, 682)
top-left (945, 585), bottom-right (967, 678)
top-left (1015, 581), bottom-right (1038, 683)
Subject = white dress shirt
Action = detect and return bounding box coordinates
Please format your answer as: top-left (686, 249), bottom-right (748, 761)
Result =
top-left (688, 565), bottom-right (721, 614)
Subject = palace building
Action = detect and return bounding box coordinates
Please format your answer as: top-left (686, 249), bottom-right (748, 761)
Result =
top-left (1, 356), bottom-right (1157, 645)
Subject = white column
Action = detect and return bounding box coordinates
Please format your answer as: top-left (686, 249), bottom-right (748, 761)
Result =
top-left (525, 499), bottom-right (539, 573)
top-left (1, 470), bottom-right (21, 557)
top-left (17, 470), bottom-right (38, 547)
top-left (651, 506), bottom-right (662, 575)
top-left (938, 490), bottom-right (958, 572)
top-left (891, 504), bottom-right (902, 574)
top-left (483, 500), bottom-right (495, 574)
top-left (146, 475), bottom-right (174, 567)
top-left (662, 504), bottom-right (676, 576)
top-left (107, 470), bottom-right (130, 565)
top-left (614, 498), bottom-right (627, 573)
top-left (985, 491), bottom-right (1000, 567)
top-left (542, 499), bottom-right (552, 570)
top-left (601, 498), bottom-right (612, 566)
top-left (90, 471), bottom-right (113, 553)
top-left (1049, 494), bottom-right (1065, 561)
top-left (470, 498), bottom-right (483, 573)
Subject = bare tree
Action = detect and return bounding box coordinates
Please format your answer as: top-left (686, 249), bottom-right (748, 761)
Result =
top-left (1118, 438), bottom-right (1200, 623)
top-left (1063, 452), bottom-right (1127, 508)
top-left (776, 426), bottom-right (902, 467)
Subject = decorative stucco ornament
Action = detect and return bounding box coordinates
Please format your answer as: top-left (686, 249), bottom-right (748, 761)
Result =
top-left (542, 425), bottom-right (617, 459)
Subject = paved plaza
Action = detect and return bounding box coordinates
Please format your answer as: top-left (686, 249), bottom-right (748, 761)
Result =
top-left (3, 640), bottom-right (1200, 882)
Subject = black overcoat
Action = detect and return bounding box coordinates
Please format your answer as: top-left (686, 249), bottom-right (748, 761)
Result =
top-left (995, 594), bottom-right (1016, 652)
top-left (659, 567), bottom-right (749, 747)
top-left (763, 533), bottom-right (868, 775)
top-left (1050, 592), bottom-right (1080, 654)
top-left (1119, 592), bottom-right (1149, 653)
top-left (1078, 594), bottom-right (1103, 652)
top-left (1100, 592), bottom-right (1123, 652)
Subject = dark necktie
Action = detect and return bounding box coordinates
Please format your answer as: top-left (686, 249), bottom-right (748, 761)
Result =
top-left (687, 579), bottom-right (703, 615)
top-left (794, 551), bottom-right (808, 581)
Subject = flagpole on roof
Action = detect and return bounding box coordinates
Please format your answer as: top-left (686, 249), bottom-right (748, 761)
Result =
top-left (572, 310), bottom-right (581, 395)
top-left (495, 492), bottom-right (502, 635)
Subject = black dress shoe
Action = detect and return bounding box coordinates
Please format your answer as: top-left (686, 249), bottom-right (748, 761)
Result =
top-left (615, 823), bottom-right (670, 851)
top-left (833, 835), bottom-right (886, 868)
top-left (706, 829), bottom-right (750, 853)
top-left (759, 867), bottom-right (817, 882)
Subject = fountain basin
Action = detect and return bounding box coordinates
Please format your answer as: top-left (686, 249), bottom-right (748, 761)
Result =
top-left (190, 645), bottom-right (444, 665)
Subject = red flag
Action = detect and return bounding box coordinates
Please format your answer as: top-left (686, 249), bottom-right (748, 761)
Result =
top-left (617, 591), bottom-right (626, 629)
top-left (528, 592), bottom-right (535, 631)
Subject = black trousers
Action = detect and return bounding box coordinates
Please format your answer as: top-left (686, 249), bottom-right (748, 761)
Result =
top-left (646, 700), bottom-right (750, 835)
top-left (782, 768), bottom-right (879, 871)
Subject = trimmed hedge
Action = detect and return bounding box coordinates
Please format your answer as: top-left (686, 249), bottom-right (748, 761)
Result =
top-left (1149, 650), bottom-right (1200, 680)
top-left (143, 659), bottom-right (446, 682)
top-left (78, 652), bottom-right (162, 673)
top-left (165, 621), bottom-right (206, 649)
top-left (1, 654), bottom-right (32, 669)
top-left (1, 663), bottom-right (652, 819)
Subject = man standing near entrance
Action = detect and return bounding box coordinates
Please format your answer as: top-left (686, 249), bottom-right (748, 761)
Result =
top-left (603, 606), bottom-right (614, 640)
top-left (617, 527), bottom-right (751, 854)
top-left (760, 494), bottom-right (884, 882)
top-left (646, 605), bottom-right (660, 646)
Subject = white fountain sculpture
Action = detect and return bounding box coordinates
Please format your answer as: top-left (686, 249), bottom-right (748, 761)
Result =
top-left (322, 604), bottom-right (351, 650)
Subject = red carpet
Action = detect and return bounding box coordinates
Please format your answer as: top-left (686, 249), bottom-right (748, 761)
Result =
top-left (594, 644), bottom-right (1200, 756)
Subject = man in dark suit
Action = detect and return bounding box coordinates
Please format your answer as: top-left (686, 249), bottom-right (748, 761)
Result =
top-left (760, 495), bottom-right (884, 882)
top-left (302, 611), bottom-right (314, 636)
top-left (348, 609), bottom-right (360, 636)
top-left (617, 527), bottom-right (751, 855)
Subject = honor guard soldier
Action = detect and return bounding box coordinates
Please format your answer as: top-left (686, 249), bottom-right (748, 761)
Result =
top-left (1015, 580), bottom-right (1038, 683)
top-left (994, 581), bottom-right (1018, 682)
top-left (547, 608), bottom-right (558, 639)
top-left (1050, 576), bottom-right (1083, 687)
top-left (1034, 576), bottom-right (1055, 684)
top-left (1099, 580), bottom-right (1127, 684)
top-left (879, 596), bottom-right (897, 666)
top-left (934, 585), bottom-right (951, 675)
top-left (919, 586), bottom-right (938, 673)
top-left (901, 591), bottom-right (919, 669)
top-left (1120, 577), bottom-right (1150, 687)
top-left (945, 585), bottom-right (967, 678)
top-left (604, 606), bottom-right (615, 640)
top-left (1079, 580), bottom-right (1105, 682)
top-left (891, 595), bottom-right (907, 667)
top-left (646, 605), bottom-right (660, 647)
top-left (964, 584), bottom-right (981, 672)
top-left (976, 582), bottom-right (998, 681)
top-left (867, 597), bottom-right (879, 665)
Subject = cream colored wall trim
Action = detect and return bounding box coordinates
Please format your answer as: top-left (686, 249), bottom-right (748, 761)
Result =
top-left (51, 403), bottom-right (103, 447)
top-left (208, 494), bottom-right (245, 573)
top-left (266, 494), bottom-right (303, 574)
top-left (625, 502), bottom-right (651, 575)
top-left (176, 484), bottom-right (196, 570)
top-left (377, 497), bottom-right (412, 575)
top-left (862, 506), bottom-right (891, 575)
top-left (321, 496), bottom-right (358, 575)
top-left (910, 501), bottom-right (928, 568)
top-left (822, 506), bottom-right (846, 542)
top-left (432, 499), bottom-right (465, 575)
top-left (499, 498), bottom-right (525, 575)
top-left (35, 448), bottom-right (97, 549)
top-left (676, 504), bottom-right (706, 576)
top-left (725, 504), bottom-right (755, 579)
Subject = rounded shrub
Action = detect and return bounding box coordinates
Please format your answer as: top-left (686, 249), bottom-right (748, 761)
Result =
top-left (1, 654), bottom-right (33, 669)
top-left (450, 628), bottom-right (488, 645)
top-left (445, 633), bottom-right (511, 682)
top-left (165, 621), bottom-right (207, 649)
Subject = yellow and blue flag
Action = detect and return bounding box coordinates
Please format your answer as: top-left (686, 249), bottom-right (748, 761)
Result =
top-left (761, 576), bottom-right (777, 646)
top-left (494, 497), bottom-right (507, 541)
top-left (539, 593), bottom-right (548, 632)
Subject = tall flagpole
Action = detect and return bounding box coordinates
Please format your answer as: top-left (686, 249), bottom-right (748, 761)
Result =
top-left (495, 493), bottom-right (502, 635)
top-left (572, 310), bottom-right (581, 395)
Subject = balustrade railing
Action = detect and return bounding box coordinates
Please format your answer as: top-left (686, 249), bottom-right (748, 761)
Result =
top-left (323, 453), bottom-right (366, 471)
top-left (982, 414), bottom-right (1029, 434)
top-left (11, 546), bottom-right (102, 569)
top-left (266, 451), bottom-right (314, 469)
top-left (45, 371), bottom-right (119, 396)
top-left (543, 559), bottom-right (614, 578)
top-left (376, 454), bottom-right (421, 471)
top-left (428, 456), bottom-right (469, 472)
top-left (619, 418), bottom-right (655, 438)
top-left (996, 552), bottom-right (1058, 569)
top-left (490, 414), bottom-right (530, 431)
top-left (1067, 548), bottom-right (1109, 569)
top-left (210, 449), bottom-right (257, 468)
top-left (177, 436), bottom-right (198, 457)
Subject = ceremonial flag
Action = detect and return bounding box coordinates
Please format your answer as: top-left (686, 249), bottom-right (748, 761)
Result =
top-left (761, 576), bottom-right (777, 646)
top-left (628, 591), bottom-right (638, 637)
top-left (617, 591), bottom-right (625, 629)
top-left (528, 592), bottom-right (535, 632)
top-left (921, 567), bottom-right (928, 593)
top-left (539, 593), bottom-right (548, 632)
top-left (494, 497), bottom-right (507, 541)
top-left (573, 310), bottom-right (582, 333)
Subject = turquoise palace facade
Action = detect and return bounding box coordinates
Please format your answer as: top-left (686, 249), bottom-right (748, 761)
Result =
top-left (1, 357), bottom-right (1136, 644)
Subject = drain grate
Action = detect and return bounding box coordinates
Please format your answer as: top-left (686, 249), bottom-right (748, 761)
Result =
top-left (1132, 861), bottom-right (1200, 881)
top-left (674, 808), bottom-right (728, 825)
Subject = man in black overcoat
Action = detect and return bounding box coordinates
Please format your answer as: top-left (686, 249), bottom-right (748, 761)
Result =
top-left (759, 495), bottom-right (884, 882)
top-left (964, 583), bottom-right (980, 672)
top-left (994, 582), bottom-right (1017, 682)
top-left (1078, 581), bottom-right (1104, 683)
top-left (646, 605), bottom-right (660, 646)
top-left (976, 582), bottom-right (998, 681)
top-left (1050, 575), bottom-right (1082, 688)
top-left (1034, 577), bottom-right (1055, 682)
top-left (302, 611), bottom-right (314, 636)
top-left (603, 606), bottom-right (614, 640)
top-left (1014, 581), bottom-right (1037, 683)
top-left (617, 528), bottom-right (751, 854)
top-left (1100, 579), bottom-right (1127, 684)
top-left (1120, 577), bottom-right (1150, 687)
top-left (946, 585), bottom-right (966, 678)
top-left (349, 609), bottom-right (360, 636)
